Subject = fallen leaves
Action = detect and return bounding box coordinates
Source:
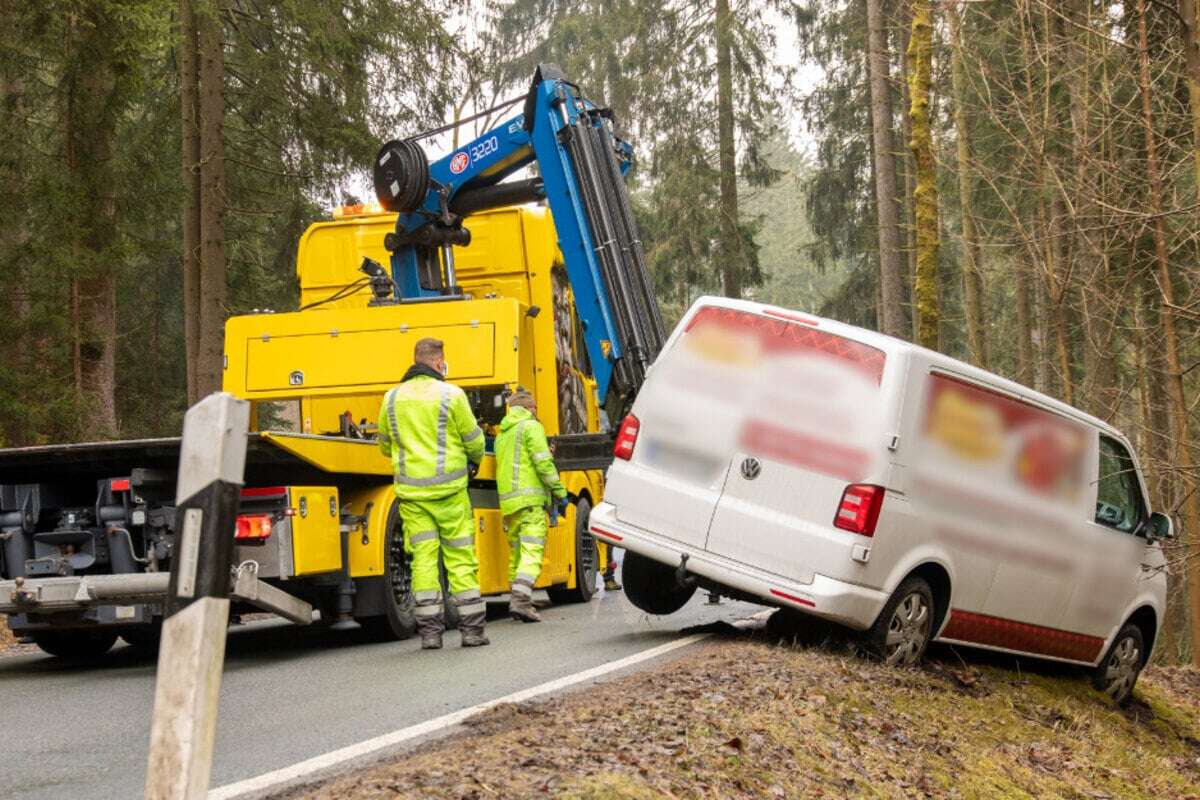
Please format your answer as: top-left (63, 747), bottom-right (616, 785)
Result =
top-left (291, 639), bottom-right (1200, 800)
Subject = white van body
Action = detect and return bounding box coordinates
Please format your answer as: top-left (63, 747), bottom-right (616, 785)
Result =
top-left (591, 296), bottom-right (1167, 669)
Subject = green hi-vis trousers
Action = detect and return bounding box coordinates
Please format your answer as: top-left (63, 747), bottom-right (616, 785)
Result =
top-left (504, 505), bottom-right (548, 597)
top-left (399, 490), bottom-right (484, 624)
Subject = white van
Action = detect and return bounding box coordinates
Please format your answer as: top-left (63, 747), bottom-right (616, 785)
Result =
top-left (591, 297), bottom-right (1171, 702)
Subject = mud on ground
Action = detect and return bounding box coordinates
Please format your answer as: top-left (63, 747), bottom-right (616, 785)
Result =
top-left (288, 628), bottom-right (1200, 800)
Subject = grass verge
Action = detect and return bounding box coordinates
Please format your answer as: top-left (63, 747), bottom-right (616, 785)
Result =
top-left (290, 635), bottom-right (1200, 800)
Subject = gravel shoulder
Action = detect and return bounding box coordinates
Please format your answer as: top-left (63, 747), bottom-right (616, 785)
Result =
top-left (288, 627), bottom-right (1200, 800)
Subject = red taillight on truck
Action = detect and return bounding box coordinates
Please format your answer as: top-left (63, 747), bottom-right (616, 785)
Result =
top-left (613, 414), bottom-right (640, 460)
top-left (834, 484), bottom-right (885, 536)
top-left (235, 514), bottom-right (273, 540)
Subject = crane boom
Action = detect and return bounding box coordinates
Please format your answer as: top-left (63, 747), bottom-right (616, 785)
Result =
top-left (372, 64), bottom-right (665, 410)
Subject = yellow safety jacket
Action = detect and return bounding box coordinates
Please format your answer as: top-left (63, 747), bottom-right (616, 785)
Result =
top-left (377, 369), bottom-right (485, 501)
top-left (495, 406), bottom-right (567, 516)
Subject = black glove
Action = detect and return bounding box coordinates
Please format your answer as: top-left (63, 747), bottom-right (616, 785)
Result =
top-left (468, 460), bottom-right (480, 478)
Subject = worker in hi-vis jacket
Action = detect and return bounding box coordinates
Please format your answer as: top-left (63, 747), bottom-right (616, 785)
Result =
top-left (494, 387), bottom-right (568, 623)
top-left (377, 337), bottom-right (488, 649)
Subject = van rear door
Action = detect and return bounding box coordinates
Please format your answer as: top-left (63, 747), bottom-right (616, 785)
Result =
top-left (699, 309), bottom-right (891, 584)
top-left (601, 304), bottom-right (749, 549)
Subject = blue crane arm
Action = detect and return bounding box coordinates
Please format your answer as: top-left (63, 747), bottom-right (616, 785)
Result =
top-left (373, 64), bottom-right (663, 408)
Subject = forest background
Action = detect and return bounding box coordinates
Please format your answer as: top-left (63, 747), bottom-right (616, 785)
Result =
top-left (1, 0), bottom-right (1199, 663)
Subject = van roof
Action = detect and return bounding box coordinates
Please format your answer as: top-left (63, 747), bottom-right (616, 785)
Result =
top-left (686, 295), bottom-right (1124, 441)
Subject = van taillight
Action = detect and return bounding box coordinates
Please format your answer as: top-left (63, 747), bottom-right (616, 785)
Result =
top-left (834, 484), bottom-right (885, 536)
top-left (235, 514), bottom-right (273, 540)
top-left (613, 414), bottom-right (640, 461)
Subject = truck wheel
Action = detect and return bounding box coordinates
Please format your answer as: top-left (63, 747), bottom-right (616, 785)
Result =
top-left (862, 576), bottom-right (934, 667)
top-left (622, 550), bottom-right (695, 615)
top-left (358, 501), bottom-right (417, 641)
top-left (1091, 623), bottom-right (1145, 704)
top-left (548, 498), bottom-right (598, 604)
top-left (120, 624), bottom-right (162, 653)
top-left (32, 629), bottom-right (118, 660)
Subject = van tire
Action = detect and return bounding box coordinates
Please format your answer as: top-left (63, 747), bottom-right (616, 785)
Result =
top-left (1091, 623), bottom-right (1145, 704)
top-left (863, 576), bottom-right (934, 667)
top-left (548, 499), bottom-right (598, 604)
top-left (622, 551), bottom-right (695, 615)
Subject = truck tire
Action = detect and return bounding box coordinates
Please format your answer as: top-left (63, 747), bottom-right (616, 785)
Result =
top-left (862, 576), bottom-right (934, 667)
top-left (32, 629), bottom-right (118, 660)
top-left (358, 500), bottom-right (417, 641)
top-left (623, 550), bottom-right (695, 615)
top-left (548, 498), bottom-right (598, 604)
top-left (120, 624), bottom-right (162, 653)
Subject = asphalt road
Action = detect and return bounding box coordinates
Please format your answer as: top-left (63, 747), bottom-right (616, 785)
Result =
top-left (0, 589), bottom-right (759, 800)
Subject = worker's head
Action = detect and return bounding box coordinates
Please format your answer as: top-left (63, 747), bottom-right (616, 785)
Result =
top-left (508, 387), bottom-right (536, 414)
top-left (414, 337), bottom-right (447, 376)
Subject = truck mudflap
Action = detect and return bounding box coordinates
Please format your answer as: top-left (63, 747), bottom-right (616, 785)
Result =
top-left (0, 562), bottom-right (313, 625)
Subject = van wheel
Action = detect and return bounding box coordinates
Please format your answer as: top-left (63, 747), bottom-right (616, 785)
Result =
top-left (31, 629), bottom-right (118, 660)
top-left (358, 500), bottom-right (417, 641)
top-left (548, 499), bottom-right (598, 604)
top-left (623, 551), bottom-right (695, 615)
top-left (864, 577), bottom-right (933, 666)
top-left (1091, 623), bottom-right (1145, 704)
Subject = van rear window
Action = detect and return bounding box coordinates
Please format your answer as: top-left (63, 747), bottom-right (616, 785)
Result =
top-left (684, 305), bottom-right (886, 384)
top-left (638, 305), bottom-right (888, 482)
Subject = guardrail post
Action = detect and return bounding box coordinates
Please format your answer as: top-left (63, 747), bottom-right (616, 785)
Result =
top-left (145, 393), bottom-right (250, 800)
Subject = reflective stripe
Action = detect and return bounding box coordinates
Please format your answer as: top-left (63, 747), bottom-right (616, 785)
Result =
top-left (511, 582), bottom-right (533, 597)
top-left (394, 467), bottom-right (468, 487)
top-left (532, 451), bottom-right (553, 462)
top-left (436, 385), bottom-right (451, 475)
top-left (456, 600), bottom-right (486, 617)
top-left (519, 535), bottom-right (545, 545)
top-left (385, 387), bottom-right (406, 477)
top-left (453, 588), bottom-right (482, 602)
top-left (514, 572), bottom-right (537, 586)
top-left (499, 487), bottom-right (548, 501)
top-left (414, 589), bottom-right (441, 603)
top-left (414, 605), bottom-right (443, 617)
top-left (511, 420), bottom-right (528, 493)
top-left (408, 530), bottom-right (438, 545)
top-left (444, 536), bottom-right (475, 549)
top-left (462, 426), bottom-right (483, 443)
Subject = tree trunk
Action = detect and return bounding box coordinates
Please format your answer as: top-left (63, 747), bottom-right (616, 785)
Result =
top-left (715, 0), bottom-right (741, 299)
top-left (1137, 0), bottom-right (1200, 667)
top-left (180, 0), bottom-right (202, 405)
top-left (196, 0), bottom-right (227, 398)
top-left (947, 1), bottom-right (986, 367)
top-left (906, 0), bottom-right (939, 350)
top-left (1181, 0), bottom-right (1200, 207)
top-left (898, 4), bottom-right (918, 339)
top-left (63, 9), bottom-right (119, 438)
top-left (866, 0), bottom-right (907, 339)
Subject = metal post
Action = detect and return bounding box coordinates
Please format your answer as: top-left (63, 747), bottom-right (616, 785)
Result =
top-left (145, 393), bottom-right (249, 800)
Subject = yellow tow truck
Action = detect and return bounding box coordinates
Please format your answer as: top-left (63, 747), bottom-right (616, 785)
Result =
top-left (0, 65), bottom-right (665, 655)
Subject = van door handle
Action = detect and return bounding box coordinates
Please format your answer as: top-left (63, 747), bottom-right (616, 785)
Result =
top-left (740, 457), bottom-right (761, 480)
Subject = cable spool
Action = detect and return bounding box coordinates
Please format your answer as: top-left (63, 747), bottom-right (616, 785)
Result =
top-left (373, 139), bottom-right (429, 213)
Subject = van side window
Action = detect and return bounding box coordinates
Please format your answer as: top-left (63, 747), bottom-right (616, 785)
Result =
top-left (1095, 436), bottom-right (1146, 534)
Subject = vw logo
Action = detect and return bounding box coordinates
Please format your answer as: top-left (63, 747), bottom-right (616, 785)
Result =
top-left (740, 457), bottom-right (761, 480)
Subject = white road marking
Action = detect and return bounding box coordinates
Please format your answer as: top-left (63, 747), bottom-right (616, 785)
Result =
top-left (207, 633), bottom-right (711, 799)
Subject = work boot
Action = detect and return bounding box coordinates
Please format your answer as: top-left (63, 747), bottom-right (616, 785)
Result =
top-left (460, 625), bottom-right (490, 647)
top-left (456, 592), bottom-right (489, 647)
top-left (604, 571), bottom-right (622, 592)
top-left (509, 590), bottom-right (542, 623)
top-left (416, 609), bottom-right (445, 650)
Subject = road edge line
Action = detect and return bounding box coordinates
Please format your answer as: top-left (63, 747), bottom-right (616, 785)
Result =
top-left (207, 632), bottom-right (710, 799)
